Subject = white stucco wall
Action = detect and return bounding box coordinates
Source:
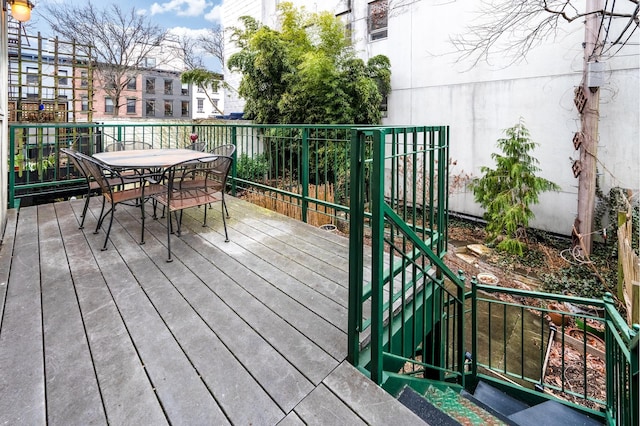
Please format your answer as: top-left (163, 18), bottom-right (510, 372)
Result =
top-left (221, 0), bottom-right (640, 236)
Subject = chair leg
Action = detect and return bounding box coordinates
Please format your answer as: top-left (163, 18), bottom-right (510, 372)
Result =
top-left (176, 211), bottom-right (184, 236)
top-left (94, 197), bottom-right (107, 234)
top-left (222, 194), bottom-right (230, 218)
top-left (101, 204), bottom-right (115, 251)
top-left (203, 203), bottom-right (208, 227)
top-left (221, 201), bottom-right (229, 242)
top-left (139, 197), bottom-right (146, 245)
top-left (166, 207), bottom-right (173, 262)
top-left (79, 194), bottom-right (91, 229)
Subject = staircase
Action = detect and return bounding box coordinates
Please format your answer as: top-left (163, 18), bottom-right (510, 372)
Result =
top-left (397, 381), bottom-right (604, 426)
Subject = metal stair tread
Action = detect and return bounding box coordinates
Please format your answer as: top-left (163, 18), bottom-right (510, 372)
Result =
top-left (507, 400), bottom-right (604, 426)
top-left (397, 386), bottom-right (461, 425)
top-left (470, 381), bottom-right (530, 417)
top-left (423, 385), bottom-right (507, 425)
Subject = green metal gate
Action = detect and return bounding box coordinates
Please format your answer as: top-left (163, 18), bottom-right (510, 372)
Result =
top-left (347, 126), bottom-right (468, 388)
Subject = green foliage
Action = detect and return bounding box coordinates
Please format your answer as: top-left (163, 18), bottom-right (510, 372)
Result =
top-left (595, 185), bottom-right (639, 252)
top-left (541, 242), bottom-right (618, 299)
top-left (469, 119), bottom-right (560, 256)
top-left (236, 153), bottom-right (270, 182)
top-left (181, 69), bottom-right (225, 115)
top-left (181, 69), bottom-right (223, 92)
top-left (228, 2), bottom-right (391, 124)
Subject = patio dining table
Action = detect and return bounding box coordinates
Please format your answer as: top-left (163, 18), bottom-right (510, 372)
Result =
top-left (93, 148), bottom-right (214, 170)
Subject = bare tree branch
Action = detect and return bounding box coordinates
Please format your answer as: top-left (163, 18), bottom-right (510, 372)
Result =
top-left (170, 34), bottom-right (205, 70)
top-left (38, 3), bottom-right (167, 116)
top-left (451, 0), bottom-right (640, 67)
top-left (198, 26), bottom-right (225, 68)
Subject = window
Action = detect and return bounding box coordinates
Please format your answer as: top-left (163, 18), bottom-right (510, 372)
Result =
top-left (197, 98), bottom-right (204, 113)
top-left (58, 70), bottom-right (68, 86)
top-left (164, 100), bottom-right (173, 116)
top-left (181, 101), bottom-right (189, 117)
top-left (197, 86), bottom-right (205, 93)
top-left (126, 98), bottom-right (136, 114)
top-left (368, 0), bottom-right (388, 41)
top-left (104, 97), bottom-right (114, 114)
top-left (164, 79), bottom-right (173, 95)
top-left (181, 83), bottom-right (189, 96)
top-left (126, 76), bottom-right (137, 90)
top-left (26, 67), bottom-right (38, 85)
top-left (380, 94), bottom-right (388, 117)
top-left (81, 96), bottom-right (89, 111)
top-left (146, 99), bottom-right (155, 116)
top-left (142, 57), bottom-right (156, 68)
top-left (80, 71), bottom-right (88, 87)
top-left (146, 78), bottom-right (155, 94)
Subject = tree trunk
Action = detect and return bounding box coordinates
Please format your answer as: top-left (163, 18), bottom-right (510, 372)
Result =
top-left (576, 0), bottom-right (603, 254)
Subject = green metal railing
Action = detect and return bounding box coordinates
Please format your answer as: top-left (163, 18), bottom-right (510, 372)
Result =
top-left (471, 282), bottom-right (638, 425)
top-left (347, 125), bottom-right (468, 387)
top-left (8, 123), bottom-right (357, 222)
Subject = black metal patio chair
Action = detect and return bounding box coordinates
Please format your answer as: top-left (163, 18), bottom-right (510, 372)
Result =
top-left (61, 147), bottom-right (128, 230)
top-left (209, 144), bottom-right (236, 158)
top-left (152, 155), bottom-right (233, 262)
top-left (186, 141), bottom-right (206, 151)
top-left (78, 152), bottom-right (163, 250)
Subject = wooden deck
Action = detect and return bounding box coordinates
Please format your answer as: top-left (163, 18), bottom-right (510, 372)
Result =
top-left (0, 196), bottom-right (424, 425)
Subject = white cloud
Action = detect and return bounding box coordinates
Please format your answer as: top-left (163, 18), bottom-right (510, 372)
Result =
top-left (150, 0), bottom-right (208, 17)
top-left (168, 26), bottom-right (211, 39)
top-left (204, 4), bottom-right (221, 23)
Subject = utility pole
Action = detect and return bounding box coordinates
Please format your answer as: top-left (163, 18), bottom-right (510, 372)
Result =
top-left (575, 0), bottom-right (604, 255)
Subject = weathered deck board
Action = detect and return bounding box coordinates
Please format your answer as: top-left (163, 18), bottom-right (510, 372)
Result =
top-left (38, 203), bottom-right (106, 425)
top-left (56, 201), bottom-right (169, 425)
top-left (0, 208), bottom-right (17, 330)
top-left (0, 206), bottom-right (45, 425)
top-left (0, 196), bottom-right (425, 425)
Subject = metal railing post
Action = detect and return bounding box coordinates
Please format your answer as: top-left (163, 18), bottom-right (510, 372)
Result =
top-left (230, 125), bottom-right (237, 196)
top-left (471, 276), bottom-right (478, 380)
top-left (347, 128), bottom-right (365, 366)
top-left (301, 128), bottom-right (309, 223)
top-left (370, 128), bottom-right (385, 384)
top-left (8, 127), bottom-right (16, 208)
top-left (457, 269), bottom-right (466, 387)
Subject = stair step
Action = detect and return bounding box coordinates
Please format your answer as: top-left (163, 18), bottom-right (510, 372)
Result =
top-left (397, 386), bottom-right (460, 425)
top-left (424, 385), bottom-right (507, 425)
top-left (460, 390), bottom-right (518, 425)
top-left (470, 381), bottom-right (529, 417)
top-left (507, 400), bottom-right (603, 426)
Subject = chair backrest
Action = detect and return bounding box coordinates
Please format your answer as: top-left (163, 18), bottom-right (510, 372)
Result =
top-left (166, 155), bottom-right (233, 193)
top-left (123, 141), bottom-right (153, 150)
top-left (61, 147), bottom-right (90, 180)
top-left (209, 144), bottom-right (236, 158)
top-left (105, 141), bottom-right (152, 151)
top-left (74, 152), bottom-right (116, 196)
top-left (104, 142), bottom-right (125, 152)
top-left (186, 141), bottom-right (206, 151)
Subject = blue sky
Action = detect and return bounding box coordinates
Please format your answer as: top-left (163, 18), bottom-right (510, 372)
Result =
top-left (31, 0), bottom-right (222, 40)
top-left (28, 0), bottom-right (223, 69)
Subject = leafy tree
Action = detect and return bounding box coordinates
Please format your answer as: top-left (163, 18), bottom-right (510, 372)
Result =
top-left (180, 68), bottom-right (224, 115)
top-left (469, 119), bottom-right (560, 256)
top-left (39, 3), bottom-right (167, 117)
top-left (228, 2), bottom-right (391, 124)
